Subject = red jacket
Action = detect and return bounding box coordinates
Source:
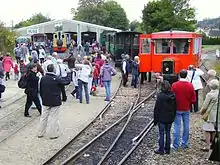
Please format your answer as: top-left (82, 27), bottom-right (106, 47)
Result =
top-left (171, 79), bottom-right (196, 111)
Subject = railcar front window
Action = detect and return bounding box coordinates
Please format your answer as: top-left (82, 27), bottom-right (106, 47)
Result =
top-left (155, 39), bottom-right (170, 54)
top-left (173, 39), bottom-right (189, 54)
top-left (141, 38), bottom-right (151, 54)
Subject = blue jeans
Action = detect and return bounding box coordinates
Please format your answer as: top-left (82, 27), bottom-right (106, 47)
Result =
top-left (173, 111), bottom-right (190, 149)
top-left (131, 75), bottom-right (138, 88)
top-left (78, 79), bottom-right (89, 104)
top-left (92, 78), bottom-right (98, 87)
top-left (158, 123), bottom-right (172, 153)
top-left (103, 81), bottom-right (111, 100)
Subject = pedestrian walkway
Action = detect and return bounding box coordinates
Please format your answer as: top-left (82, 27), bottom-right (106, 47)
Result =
top-left (0, 74), bottom-right (120, 165)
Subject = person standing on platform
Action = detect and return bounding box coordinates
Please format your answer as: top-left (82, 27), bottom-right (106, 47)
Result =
top-left (24, 63), bottom-right (42, 117)
top-left (171, 69), bottom-right (196, 149)
top-left (39, 46), bottom-right (46, 64)
top-left (100, 59), bottom-right (117, 101)
top-left (38, 64), bottom-right (65, 139)
top-left (131, 56), bottom-right (139, 88)
top-left (56, 59), bottom-right (70, 102)
top-left (76, 60), bottom-right (91, 104)
top-left (121, 54), bottom-right (131, 87)
top-left (187, 65), bottom-right (204, 112)
top-left (3, 53), bottom-right (13, 81)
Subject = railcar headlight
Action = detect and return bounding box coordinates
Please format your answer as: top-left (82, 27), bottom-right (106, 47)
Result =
top-left (165, 67), bottom-right (169, 71)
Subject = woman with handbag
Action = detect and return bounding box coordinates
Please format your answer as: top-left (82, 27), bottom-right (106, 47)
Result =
top-left (200, 79), bottom-right (219, 152)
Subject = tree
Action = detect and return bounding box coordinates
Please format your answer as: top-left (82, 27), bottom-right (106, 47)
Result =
top-left (142, 0), bottom-right (196, 33)
top-left (129, 20), bottom-right (143, 32)
top-left (102, 1), bottom-right (129, 30)
top-left (14, 13), bottom-right (51, 28)
top-left (78, 0), bottom-right (104, 8)
top-left (74, 0), bottom-right (129, 30)
top-left (0, 22), bottom-right (16, 55)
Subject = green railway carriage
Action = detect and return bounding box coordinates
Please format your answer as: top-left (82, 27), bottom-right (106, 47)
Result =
top-left (105, 31), bottom-right (141, 67)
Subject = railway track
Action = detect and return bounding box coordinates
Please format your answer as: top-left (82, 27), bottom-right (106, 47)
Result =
top-left (60, 91), bottom-right (155, 165)
top-left (0, 84), bottom-right (73, 144)
top-left (43, 77), bottom-right (156, 165)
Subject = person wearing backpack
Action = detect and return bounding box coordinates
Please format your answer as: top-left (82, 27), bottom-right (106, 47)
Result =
top-left (24, 63), bottom-right (42, 117)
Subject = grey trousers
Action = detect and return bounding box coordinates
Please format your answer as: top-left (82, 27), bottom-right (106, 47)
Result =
top-left (38, 106), bottom-right (60, 138)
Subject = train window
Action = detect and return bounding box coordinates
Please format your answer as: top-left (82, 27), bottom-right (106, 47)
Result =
top-left (141, 38), bottom-right (151, 54)
top-left (55, 35), bottom-right (57, 39)
top-left (62, 35), bottom-right (64, 38)
top-left (173, 39), bottom-right (189, 54)
top-left (193, 38), bottom-right (200, 54)
top-left (125, 35), bottom-right (131, 45)
top-left (133, 36), bottom-right (139, 46)
top-left (155, 39), bottom-right (171, 54)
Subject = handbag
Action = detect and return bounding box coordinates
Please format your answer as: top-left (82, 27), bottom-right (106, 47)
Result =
top-left (0, 84), bottom-right (5, 93)
top-left (59, 65), bottom-right (71, 86)
top-left (202, 110), bottom-right (209, 121)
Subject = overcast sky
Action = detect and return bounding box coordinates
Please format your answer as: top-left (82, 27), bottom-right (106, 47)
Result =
top-left (0, 0), bottom-right (220, 26)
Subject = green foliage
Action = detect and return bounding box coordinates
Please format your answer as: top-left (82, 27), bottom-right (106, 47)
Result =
top-left (0, 22), bottom-right (16, 55)
top-left (142, 0), bottom-right (196, 33)
top-left (14, 13), bottom-right (51, 28)
top-left (74, 0), bottom-right (129, 30)
top-left (203, 37), bottom-right (220, 45)
top-left (129, 20), bottom-right (144, 33)
top-left (102, 1), bottom-right (129, 30)
top-left (78, 0), bottom-right (104, 8)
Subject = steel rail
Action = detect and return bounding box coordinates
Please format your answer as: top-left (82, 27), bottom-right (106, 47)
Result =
top-left (118, 120), bottom-right (154, 165)
top-left (43, 79), bottom-right (122, 165)
top-left (60, 104), bottom-right (134, 165)
top-left (97, 91), bottom-right (155, 165)
top-left (61, 90), bottom-right (155, 165)
top-left (0, 85), bottom-right (73, 145)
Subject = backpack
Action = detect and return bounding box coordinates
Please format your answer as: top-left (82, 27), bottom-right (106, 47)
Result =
top-left (18, 74), bottom-right (27, 89)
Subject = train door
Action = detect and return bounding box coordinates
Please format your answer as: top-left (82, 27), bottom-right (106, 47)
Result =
top-left (139, 34), bottom-right (152, 72)
top-left (193, 37), bottom-right (202, 67)
top-left (81, 32), bottom-right (96, 46)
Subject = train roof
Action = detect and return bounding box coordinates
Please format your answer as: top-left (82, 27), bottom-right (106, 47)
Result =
top-left (151, 30), bottom-right (202, 39)
top-left (116, 31), bottom-right (142, 34)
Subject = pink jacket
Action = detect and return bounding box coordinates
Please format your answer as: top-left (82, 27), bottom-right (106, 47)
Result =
top-left (3, 56), bottom-right (13, 72)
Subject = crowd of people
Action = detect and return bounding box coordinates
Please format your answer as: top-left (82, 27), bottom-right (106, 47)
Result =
top-left (0, 43), bottom-right (121, 139)
top-left (153, 66), bottom-right (220, 158)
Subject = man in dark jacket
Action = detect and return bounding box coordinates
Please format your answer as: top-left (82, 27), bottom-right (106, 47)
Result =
top-left (38, 64), bottom-right (64, 139)
top-left (154, 80), bottom-right (176, 155)
top-left (131, 56), bottom-right (139, 88)
top-left (24, 63), bottom-right (42, 117)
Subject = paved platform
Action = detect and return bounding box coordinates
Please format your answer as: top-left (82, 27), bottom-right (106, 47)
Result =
top-left (0, 74), bottom-right (121, 165)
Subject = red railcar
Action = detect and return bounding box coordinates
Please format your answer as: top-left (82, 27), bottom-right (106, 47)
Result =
top-left (139, 31), bottom-right (202, 82)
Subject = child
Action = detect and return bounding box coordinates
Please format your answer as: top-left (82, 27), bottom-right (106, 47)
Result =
top-left (92, 63), bottom-right (99, 87)
top-left (153, 80), bottom-right (176, 155)
top-left (14, 64), bottom-right (19, 80)
top-left (19, 60), bottom-right (26, 77)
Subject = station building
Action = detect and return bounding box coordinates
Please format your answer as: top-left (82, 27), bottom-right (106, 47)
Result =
top-left (15, 19), bottom-right (121, 45)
